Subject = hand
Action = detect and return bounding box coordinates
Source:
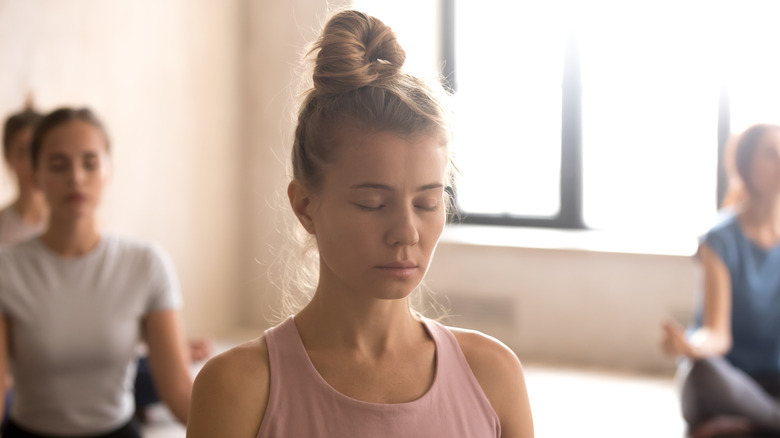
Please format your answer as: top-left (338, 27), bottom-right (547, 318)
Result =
top-left (661, 319), bottom-right (697, 358)
top-left (189, 337), bottom-right (214, 362)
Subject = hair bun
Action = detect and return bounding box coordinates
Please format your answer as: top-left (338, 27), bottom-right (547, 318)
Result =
top-left (312, 10), bottom-right (406, 94)
top-left (23, 92), bottom-right (36, 111)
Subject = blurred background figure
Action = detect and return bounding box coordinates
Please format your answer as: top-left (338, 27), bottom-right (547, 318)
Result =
top-left (662, 124), bottom-right (780, 438)
top-left (0, 100), bottom-right (47, 246)
top-left (0, 107), bottom-right (193, 437)
top-left (1, 100), bottom-right (213, 426)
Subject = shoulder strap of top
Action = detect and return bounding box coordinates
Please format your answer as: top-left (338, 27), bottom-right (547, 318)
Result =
top-left (422, 319), bottom-right (489, 395)
top-left (422, 318), bottom-right (499, 421)
top-left (262, 316), bottom-right (298, 412)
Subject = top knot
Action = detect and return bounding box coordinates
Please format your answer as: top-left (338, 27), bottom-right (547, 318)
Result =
top-left (311, 10), bottom-right (406, 94)
top-left (23, 92), bottom-right (36, 111)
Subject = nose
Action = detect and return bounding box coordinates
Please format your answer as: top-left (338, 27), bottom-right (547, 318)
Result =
top-left (386, 205), bottom-right (419, 247)
top-left (69, 163), bottom-right (86, 186)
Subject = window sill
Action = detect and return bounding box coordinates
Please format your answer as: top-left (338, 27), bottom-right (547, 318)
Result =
top-left (440, 224), bottom-right (699, 257)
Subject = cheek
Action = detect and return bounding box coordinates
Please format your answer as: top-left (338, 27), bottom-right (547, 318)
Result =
top-left (314, 207), bottom-right (369, 251)
top-left (419, 211), bottom-right (446, 253)
top-left (756, 160), bottom-right (780, 180)
top-left (37, 176), bottom-right (60, 200)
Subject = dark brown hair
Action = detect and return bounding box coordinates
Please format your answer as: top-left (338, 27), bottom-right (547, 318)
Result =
top-left (736, 124), bottom-right (780, 193)
top-left (3, 107), bottom-right (42, 159)
top-left (30, 107), bottom-right (110, 168)
top-left (721, 123), bottom-right (780, 207)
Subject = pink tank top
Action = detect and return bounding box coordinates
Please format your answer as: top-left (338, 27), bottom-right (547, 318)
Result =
top-left (256, 316), bottom-right (501, 437)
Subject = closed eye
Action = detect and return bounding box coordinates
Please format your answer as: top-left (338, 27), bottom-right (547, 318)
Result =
top-left (48, 160), bottom-right (69, 172)
top-left (415, 203), bottom-right (439, 212)
top-left (353, 203), bottom-right (385, 211)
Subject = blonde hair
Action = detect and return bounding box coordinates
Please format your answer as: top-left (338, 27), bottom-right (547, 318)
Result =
top-left (292, 9), bottom-right (452, 190)
top-left (276, 10), bottom-right (453, 320)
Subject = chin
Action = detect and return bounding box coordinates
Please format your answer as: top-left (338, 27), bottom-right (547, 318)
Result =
top-left (372, 282), bottom-right (421, 301)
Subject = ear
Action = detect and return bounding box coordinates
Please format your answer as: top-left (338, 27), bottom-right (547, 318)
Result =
top-left (288, 179), bottom-right (316, 234)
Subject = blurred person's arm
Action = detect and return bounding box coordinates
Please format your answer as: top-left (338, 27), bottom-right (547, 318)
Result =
top-left (143, 309), bottom-right (193, 424)
top-left (0, 316), bottom-right (8, 415)
top-left (662, 243), bottom-right (732, 358)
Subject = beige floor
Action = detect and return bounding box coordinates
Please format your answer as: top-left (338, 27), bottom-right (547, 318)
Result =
top-left (144, 362), bottom-right (685, 437)
top-left (524, 364), bottom-right (685, 437)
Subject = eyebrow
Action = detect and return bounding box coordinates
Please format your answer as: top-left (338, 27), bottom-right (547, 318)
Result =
top-left (45, 151), bottom-right (99, 161)
top-left (350, 182), bottom-right (444, 192)
top-left (46, 153), bottom-right (69, 162)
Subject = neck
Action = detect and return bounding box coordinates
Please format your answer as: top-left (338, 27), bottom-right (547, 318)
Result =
top-left (40, 215), bottom-right (101, 257)
top-left (742, 195), bottom-right (780, 228)
top-left (12, 190), bottom-right (49, 226)
top-left (296, 285), bottom-right (422, 356)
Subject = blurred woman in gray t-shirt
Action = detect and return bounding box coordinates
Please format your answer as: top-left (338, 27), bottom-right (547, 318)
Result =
top-left (0, 107), bottom-right (193, 438)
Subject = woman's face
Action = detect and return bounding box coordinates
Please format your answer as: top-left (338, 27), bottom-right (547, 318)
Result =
top-left (303, 126), bottom-right (448, 301)
top-left (4, 126), bottom-right (35, 189)
top-left (749, 128), bottom-right (780, 200)
top-left (34, 120), bottom-right (110, 220)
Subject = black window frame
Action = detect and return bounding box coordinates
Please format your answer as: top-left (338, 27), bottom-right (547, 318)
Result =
top-left (442, 0), bottom-right (729, 230)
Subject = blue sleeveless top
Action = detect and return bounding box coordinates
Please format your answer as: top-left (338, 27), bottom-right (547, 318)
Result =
top-left (696, 213), bottom-right (780, 374)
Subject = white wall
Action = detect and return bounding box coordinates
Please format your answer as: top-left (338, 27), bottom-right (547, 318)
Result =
top-left (426, 234), bottom-right (698, 374)
top-left (0, 0), bottom-right (243, 338)
top-left (241, 0), bottom-right (350, 325)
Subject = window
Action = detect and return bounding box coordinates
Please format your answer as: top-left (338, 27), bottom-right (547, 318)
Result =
top-left (453, 2), bottom-right (565, 221)
top-left (449, 0), bottom-right (780, 237)
top-left (355, 0), bottom-right (780, 237)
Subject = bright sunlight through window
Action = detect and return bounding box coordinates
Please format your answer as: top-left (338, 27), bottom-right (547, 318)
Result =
top-left (354, 0), bottom-right (780, 237)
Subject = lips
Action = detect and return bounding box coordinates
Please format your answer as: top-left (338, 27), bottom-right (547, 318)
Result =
top-left (65, 193), bottom-right (86, 203)
top-left (376, 261), bottom-right (419, 278)
top-left (378, 261), bottom-right (418, 269)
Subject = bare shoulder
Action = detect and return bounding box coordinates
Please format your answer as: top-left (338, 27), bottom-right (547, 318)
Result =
top-left (187, 336), bottom-right (270, 437)
top-left (449, 326), bottom-right (535, 438)
top-left (449, 327), bottom-right (521, 375)
top-left (203, 335), bottom-right (269, 375)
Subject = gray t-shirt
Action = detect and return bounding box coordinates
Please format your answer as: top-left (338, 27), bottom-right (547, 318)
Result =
top-left (0, 235), bottom-right (182, 435)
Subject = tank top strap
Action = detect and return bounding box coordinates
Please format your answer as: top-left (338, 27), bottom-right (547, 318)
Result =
top-left (261, 316), bottom-right (318, 412)
top-left (419, 317), bottom-right (499, 423)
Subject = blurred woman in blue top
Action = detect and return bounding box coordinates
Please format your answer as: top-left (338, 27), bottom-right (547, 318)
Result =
top-left (662, 123), bottom-right (780, 438)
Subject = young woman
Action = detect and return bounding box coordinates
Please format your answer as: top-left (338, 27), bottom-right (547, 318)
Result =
top-left (662, 124), bottom-right (780, 437)
top-left (188, 10), bottom-right (534, 438)
top-left (0, 105), bottom-right (47, 245)
top-left (0, 108), bottom-right (193, 437)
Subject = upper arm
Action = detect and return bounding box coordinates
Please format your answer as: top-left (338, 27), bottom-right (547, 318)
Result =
top-left (699, 243), bottom-right (732, 340)
top-left (453, 329), bottom-right (534, 438)
top-left (143, 309), bottom-right (192, 385)
top-left (187, 338), bottom-right (270, 438)
top-left (143, 309), bottom-right (193, 425)
top-left (0, 315), bottom-right (8, 388)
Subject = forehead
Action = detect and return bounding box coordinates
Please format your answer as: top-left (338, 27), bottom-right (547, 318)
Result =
top-left (40, 120), bottom-right (106, 155)
top-left (326, 127), bottom-right (448, 186)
